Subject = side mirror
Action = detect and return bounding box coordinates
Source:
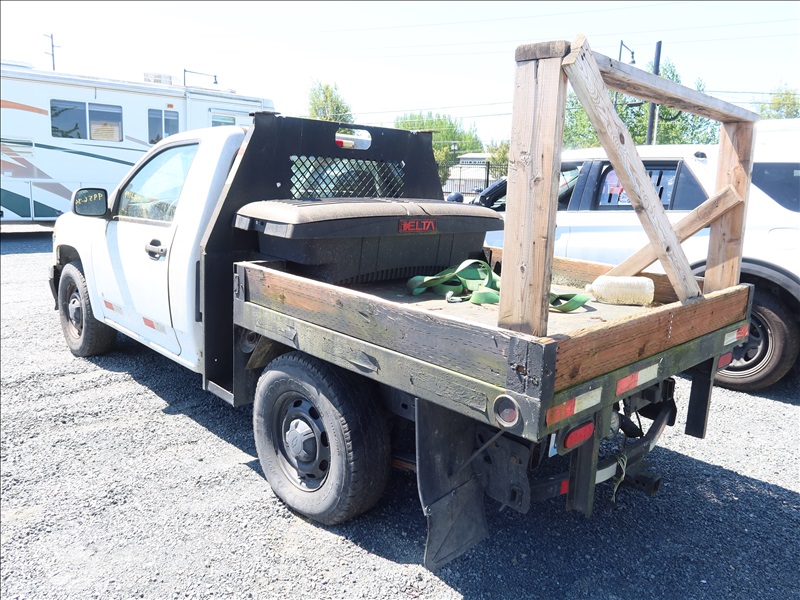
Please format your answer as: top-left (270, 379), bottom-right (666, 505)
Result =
top-left (72, 188), bottom-right (109, 217)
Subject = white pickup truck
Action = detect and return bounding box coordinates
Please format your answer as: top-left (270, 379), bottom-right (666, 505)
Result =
top-left (49, 112), bottom-right (754, 570)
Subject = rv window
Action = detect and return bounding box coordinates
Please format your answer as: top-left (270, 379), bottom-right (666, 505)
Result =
top-left (89, 103), bottom-right (123, 142)
top-left (148, 109), bottom-right (181, 144)
top-left (51, 100), bottom-right (87, 139)
top-left (211, 115), bottom-right (236, 127)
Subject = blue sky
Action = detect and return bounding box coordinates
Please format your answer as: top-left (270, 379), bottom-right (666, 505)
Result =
top-left (2, 1), bottom-right (798, 144)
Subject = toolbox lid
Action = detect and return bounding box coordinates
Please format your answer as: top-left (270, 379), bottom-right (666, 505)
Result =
top-left (234, 197), bottom-right (504, 239)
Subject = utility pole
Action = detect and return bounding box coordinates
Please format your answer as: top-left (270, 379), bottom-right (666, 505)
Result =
top-left (645, 41), bottom-right (662, 145)
top-left (44, 33), bottom-right (58, 71)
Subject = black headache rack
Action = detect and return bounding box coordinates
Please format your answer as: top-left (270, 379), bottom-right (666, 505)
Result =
top-left (200, 113), bottom-right (503, 395)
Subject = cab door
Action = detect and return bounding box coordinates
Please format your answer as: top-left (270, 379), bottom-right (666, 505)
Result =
top-left (94, 143), bottom-right (199, 355)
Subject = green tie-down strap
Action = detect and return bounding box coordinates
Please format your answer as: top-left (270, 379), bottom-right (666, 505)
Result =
top-left (406, 259), bottom-right (590, 312)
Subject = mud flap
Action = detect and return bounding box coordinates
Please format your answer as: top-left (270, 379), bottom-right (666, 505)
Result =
top-left (415, 398), bottom-right (488, 571)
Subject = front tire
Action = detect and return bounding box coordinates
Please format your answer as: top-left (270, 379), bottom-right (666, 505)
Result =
top-left (57, 262), bottom-right (117, 357)
top-left (715, 290), bottom-right (799, 392)
top-left (253, 351), bottom-right (391, 525)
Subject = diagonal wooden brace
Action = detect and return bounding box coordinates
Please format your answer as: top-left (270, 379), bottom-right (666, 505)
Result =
top-left (562, 34), bottom-right (702, 300)
top-left (607, 185), bottom-right (742, 277)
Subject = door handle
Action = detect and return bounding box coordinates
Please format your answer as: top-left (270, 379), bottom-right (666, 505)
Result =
top-left (145, 239), bottom-right (167, 260)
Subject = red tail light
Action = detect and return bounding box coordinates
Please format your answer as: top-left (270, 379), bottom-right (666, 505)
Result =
top-left (563, 421), bottom-right (594, 449)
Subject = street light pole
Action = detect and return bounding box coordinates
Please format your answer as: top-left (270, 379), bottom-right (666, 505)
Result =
top-left (645, 41), bottom-right (663, 145)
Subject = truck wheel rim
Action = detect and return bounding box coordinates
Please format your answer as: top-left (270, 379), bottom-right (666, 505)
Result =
top-left (723, 313), bottom-right (770, 377)
top-left (66, 286), bottom-right (84, 336)
top-left (273, 393), bottom-right (330, 491)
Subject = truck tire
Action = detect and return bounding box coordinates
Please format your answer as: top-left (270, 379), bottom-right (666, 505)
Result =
top-left (253, 351), bottom-right (391, 525)
top-left (715, 290), bottom-right (799, 392)
top-left (57, 262), bottom-right (117, 357)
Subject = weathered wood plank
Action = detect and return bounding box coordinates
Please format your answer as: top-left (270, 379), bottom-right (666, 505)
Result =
top-left (552, 285), bottom-right (750, 391)
top-left (234, 300), bottom-right (533, 432)
top-left (497, 52), bottom-right (568, 337)
top-left (704, 122), bottom-right (756, 292)
top-left (239, 263), bottom-right (556, 390)
top-left (593, 52), bottom-right (759, 124)
top-left (562, 34), bottom-right (701, 301)
top-left (607, 185), bottom-right (742, 276)
top-left (515, 40), bottom-right (571, 62)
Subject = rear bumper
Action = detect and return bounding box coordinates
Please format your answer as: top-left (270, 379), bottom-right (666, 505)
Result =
top-left (530, 399), bottom-right (676, 502)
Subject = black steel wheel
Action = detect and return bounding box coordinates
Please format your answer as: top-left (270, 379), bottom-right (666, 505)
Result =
top-left (57, 262), bottom-right (117, 357)
top-left (716, 290), bottom-right (799, 392)
top-left (253, 351), bottom-right (391, 525)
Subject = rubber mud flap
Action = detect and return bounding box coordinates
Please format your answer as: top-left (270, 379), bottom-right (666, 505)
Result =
top-left (423, 477), bottom-right (488, 571)
top-left (415, 398), bottom-right (489, 571)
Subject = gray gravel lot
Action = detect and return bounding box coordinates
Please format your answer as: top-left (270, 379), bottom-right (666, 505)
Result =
top-left (1, 230), bottom-right (799, 600)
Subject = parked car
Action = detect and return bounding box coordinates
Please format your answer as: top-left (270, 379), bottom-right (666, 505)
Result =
top-left (477, 119), bottom-right (800, 392)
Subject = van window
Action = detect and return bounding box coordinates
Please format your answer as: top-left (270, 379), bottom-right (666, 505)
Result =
top-left (752, 162), bottom-right (800, 213)
top-left (51, 100), bottom-right (87, 139)
top-left (148, 109), bottom-right (181, 144)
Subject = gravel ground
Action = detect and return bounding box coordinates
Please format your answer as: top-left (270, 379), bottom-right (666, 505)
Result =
top-left (1, 230), bottom-right (799, 600)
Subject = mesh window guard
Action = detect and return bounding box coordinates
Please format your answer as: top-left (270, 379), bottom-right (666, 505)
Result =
top-left (290, 156), bottom-right (405, 199)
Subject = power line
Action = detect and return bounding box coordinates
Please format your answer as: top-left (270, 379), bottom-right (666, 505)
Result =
top-left (324, 2), bottom-right (685, 33)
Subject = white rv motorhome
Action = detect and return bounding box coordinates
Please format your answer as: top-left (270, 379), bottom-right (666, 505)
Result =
top-left (1, 63), bottom-right (275, 223)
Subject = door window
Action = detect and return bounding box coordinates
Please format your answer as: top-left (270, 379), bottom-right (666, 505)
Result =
top-left (117, 144), bottom-right (199, 222)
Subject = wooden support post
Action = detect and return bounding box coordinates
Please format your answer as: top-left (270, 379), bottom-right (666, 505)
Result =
top-left (703, 121), bottom-right (756, 293)
top-left (562, 34), bottom-right (702, 301)
top-left (497, 40), bottom-right (570, 337)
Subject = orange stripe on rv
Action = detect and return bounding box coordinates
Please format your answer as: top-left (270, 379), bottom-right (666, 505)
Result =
top-left (0, 100), bottom-right (48, 115)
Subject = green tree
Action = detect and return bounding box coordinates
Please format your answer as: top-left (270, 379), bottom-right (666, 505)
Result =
top-left (308, 82), bottom-right (354, 124)
top-left (756, 85), bottom-right (800, 119)
top-left (486, 140), bottom-right (509, 164)
top-left (563, 58), bottom-right (719, 148)
top-left (394, 112), bottom-right (483, 184)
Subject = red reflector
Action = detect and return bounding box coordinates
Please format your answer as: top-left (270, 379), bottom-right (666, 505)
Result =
top-left (559, 479), bottom-right (569, 495)
top-left (545, 398), bottom-right (575, 426)
top-left (736, 325), bottom-right (749, 340)
top-left (718, 352), bottom-right (733, 369)
top-left (564, 422), bottom-right (595, 449)
top-left (616, 372), bottom-right (639, 395)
